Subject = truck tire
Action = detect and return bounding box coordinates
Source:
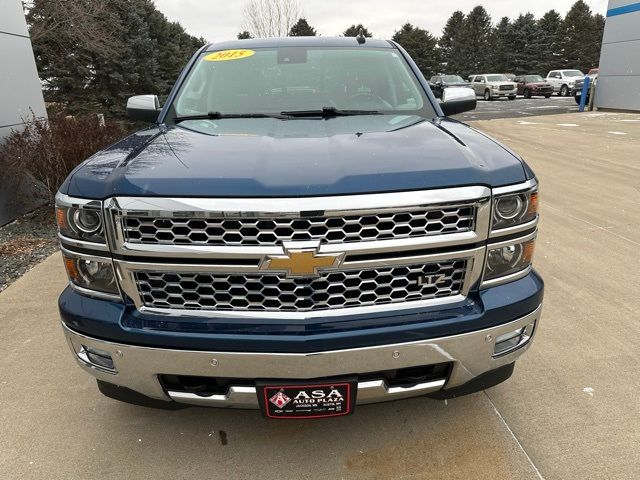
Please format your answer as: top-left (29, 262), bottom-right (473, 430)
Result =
top-left (484, 89), bottom-right (492, 101)
top-left (523, 89), bottom-right (531, 99)
top-left (560, 84), bottom-right (569, 97)
top-left (544, 94), bottom-right (552, 98)
top-left (508, 95), bottom-right (516, 100)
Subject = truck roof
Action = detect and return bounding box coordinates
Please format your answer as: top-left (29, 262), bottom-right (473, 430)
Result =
top-left (205, 36), bottom-right (393, 51)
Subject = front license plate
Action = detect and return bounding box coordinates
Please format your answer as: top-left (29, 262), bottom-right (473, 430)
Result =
top-left (257, 379), bottom-right (357, 419)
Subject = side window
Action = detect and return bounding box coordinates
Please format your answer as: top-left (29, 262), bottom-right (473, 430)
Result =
top-left (480, 77), bottom-right (486, 83)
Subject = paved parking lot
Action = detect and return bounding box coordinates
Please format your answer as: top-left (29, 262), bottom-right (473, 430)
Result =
top-left (454, 95), bottom-right (579, 121)
top-left (1, 110), bottom-right (639, 479)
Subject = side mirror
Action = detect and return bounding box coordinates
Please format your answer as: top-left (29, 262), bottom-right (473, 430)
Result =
top-left (439, 87), bottom-right (477, 116)
top-left (127, 95), bottom-right (161, 122)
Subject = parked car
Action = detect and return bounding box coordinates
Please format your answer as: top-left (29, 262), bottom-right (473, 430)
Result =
top-left (469, 74), bottom-right (518, 100)
top-left (428, 74), bottom-right (467, 99)
top-left (514, 75), bottom-right (553, 98)
top-left (545, 69), bottom-right (584, 96)
top-left (55, 37), bottom-right (542, 416)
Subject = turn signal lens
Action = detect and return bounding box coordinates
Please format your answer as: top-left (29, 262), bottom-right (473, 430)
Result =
top-left (56, 208), bottom-right (68, 231)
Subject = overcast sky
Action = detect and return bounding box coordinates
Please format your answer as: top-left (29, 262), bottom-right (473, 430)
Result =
top-left (153, 0), bottom-right (608, 43)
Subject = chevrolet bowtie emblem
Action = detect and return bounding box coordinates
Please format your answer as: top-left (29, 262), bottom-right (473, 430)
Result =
top-left (262, 244), bottom-right (343, 277)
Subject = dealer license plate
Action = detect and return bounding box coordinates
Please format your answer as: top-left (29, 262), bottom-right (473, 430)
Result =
top-left (257, 379), bottom-right (357, 419)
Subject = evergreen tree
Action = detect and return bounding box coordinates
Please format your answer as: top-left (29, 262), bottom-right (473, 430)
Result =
top-left (510, 13), bottom-right (538, 73)
top-left (489, 17), bottom-right (515, 73)
top-left (237, 31), bottom-right (253, 39)
top-left (589, 14), bottom-right (605, 68)
top-left (461, 6), bottom-right (493, 77)
top-left (27, 0), bottom-right (205, 117)
top-left (392, 23), bottom-right (439, 77)
top-left (289, 18), bottom-right (317, 36)
top-left (534, 10), bottom-right (563, 74)
top-left (438, 11), bottom-right (466, 75)
top-left (563, 0), bottom-right (600, 72)
top-left (343, 24), bottom-right (373, 37)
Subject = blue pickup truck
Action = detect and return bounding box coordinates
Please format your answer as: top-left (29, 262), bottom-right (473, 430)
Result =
top-left (56, 37), bottom-right (542, 419)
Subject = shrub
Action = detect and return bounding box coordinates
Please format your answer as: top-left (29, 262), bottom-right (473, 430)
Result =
top-left (0, 113), bottom-right (130, 202)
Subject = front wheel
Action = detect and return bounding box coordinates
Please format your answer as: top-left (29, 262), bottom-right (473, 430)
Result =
top-left (484, 89), bottom-right (492, 101)
top-left (508, 95), bottom-right (516, 101)
top-left (560, 84), bottom-right (569, 97)
top-left (523, 89), bottom-right (531, 99)
top-left (544, 94), bottom-right (552, 98)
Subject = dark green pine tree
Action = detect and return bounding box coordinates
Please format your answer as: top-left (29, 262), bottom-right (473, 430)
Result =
top-left (489, 17), bottom-right (515, 73)
top-left (534, 10), bottom-right (563, 74)
top-left (343, 24), bottom-right (373, 37)
top-left (510, 13), bottom-right (539, 74)
top-left (392, 23), bottom-right (439, 77)
top-left (563, 0), bottom-right (600, 72)
top-left (289, 18), bottom-right (317, 36)
top-left (461, 6), bottom-right (493, 77)
top-left (438, 11), bottom-right (466, 75)
top-left (588, 14), bottom-right (605, 69)
top-left (237, 31), bottom-right (253, 39)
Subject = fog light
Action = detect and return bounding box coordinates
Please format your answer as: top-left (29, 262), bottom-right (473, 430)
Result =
top-left (79, 345), bottom-right (116, 371)
top-left (493, 322), bottom-right (535, 357)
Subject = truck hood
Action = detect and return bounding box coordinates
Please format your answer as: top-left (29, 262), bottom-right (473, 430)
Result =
top-left (63, 115), bottom-right (528, 198)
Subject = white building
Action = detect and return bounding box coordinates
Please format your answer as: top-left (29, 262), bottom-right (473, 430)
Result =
top-left (595, 1), bottom-right (640, 111)
top-left (0, 0), bottom-right (47, 224)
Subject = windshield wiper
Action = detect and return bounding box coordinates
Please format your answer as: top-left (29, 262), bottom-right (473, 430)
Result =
top-left (280, 107), bottom-right (382, 118)
top-left (174, 112), bottom-right (287, 123)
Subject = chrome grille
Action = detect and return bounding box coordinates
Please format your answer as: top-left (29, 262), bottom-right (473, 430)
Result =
top-left (135, 260), bottom-right (467, 312)
top-left (121, 206), bottom-right (475, 246)
top-left (499, 84), bottom-right (514, 91)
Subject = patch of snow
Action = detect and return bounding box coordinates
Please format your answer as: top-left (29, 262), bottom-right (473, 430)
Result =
top-left (557, 123), bottom-right (579, 127)
top-left (583, 387), bottom-right (595, 397)
top-left (607, 131), bottom-right (627, 135)
top-left (518, 121), bottom-right (541, 125)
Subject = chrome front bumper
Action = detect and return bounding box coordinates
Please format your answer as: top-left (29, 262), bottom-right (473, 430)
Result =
top-left (63, 304), bottom-right (541, 408)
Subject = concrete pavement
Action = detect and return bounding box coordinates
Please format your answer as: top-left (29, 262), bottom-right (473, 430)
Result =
top-left (1, 111), bottom-right (639, 479)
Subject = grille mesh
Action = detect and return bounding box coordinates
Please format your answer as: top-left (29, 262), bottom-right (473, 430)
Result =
top-left (121, 206), bottom-right (474, 247)
top-left (135, 260), bottom-right (466, 312)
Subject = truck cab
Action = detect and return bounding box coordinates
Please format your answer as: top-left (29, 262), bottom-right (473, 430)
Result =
top-left (56, 37), bottom-right (542, 418)
top-left (546, 69), bottom-right (584, 96)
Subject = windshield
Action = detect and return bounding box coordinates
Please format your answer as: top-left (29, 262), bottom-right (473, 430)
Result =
top-left (525, 75), bottom-right (544, 82)
top-left (564, 70), bottom-right (584, 77)
top-left (169, 47), bottom-right (434, 120)
top-left (442, 75), bottom-right (464, 83)
top-left (486, 75), bottom-right (509, 82)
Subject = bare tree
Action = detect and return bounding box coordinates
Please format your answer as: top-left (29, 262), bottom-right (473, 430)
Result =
top-left (25, 0), bottom-right (123, 56)
top-left (242, 0), bottom-right (302, 38)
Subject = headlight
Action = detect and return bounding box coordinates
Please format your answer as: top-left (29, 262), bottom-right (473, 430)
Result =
top-left (483, 237), bottom-right (536, 283)
top-left (62, 254), bottom-right (119, 296)
top-left (55, 195), bottom-right (105, 243)
top-left (492, 188), bottom-right (538, 230)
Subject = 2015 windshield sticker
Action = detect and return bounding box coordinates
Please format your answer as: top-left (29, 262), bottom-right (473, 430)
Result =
top-left (204, 49), bottom-right (255, 62)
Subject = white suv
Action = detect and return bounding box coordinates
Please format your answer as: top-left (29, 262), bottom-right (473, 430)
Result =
top-left (469, 74), bottom-right (517, 101)
top-left (545, 70), bottom-right (584, 97)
